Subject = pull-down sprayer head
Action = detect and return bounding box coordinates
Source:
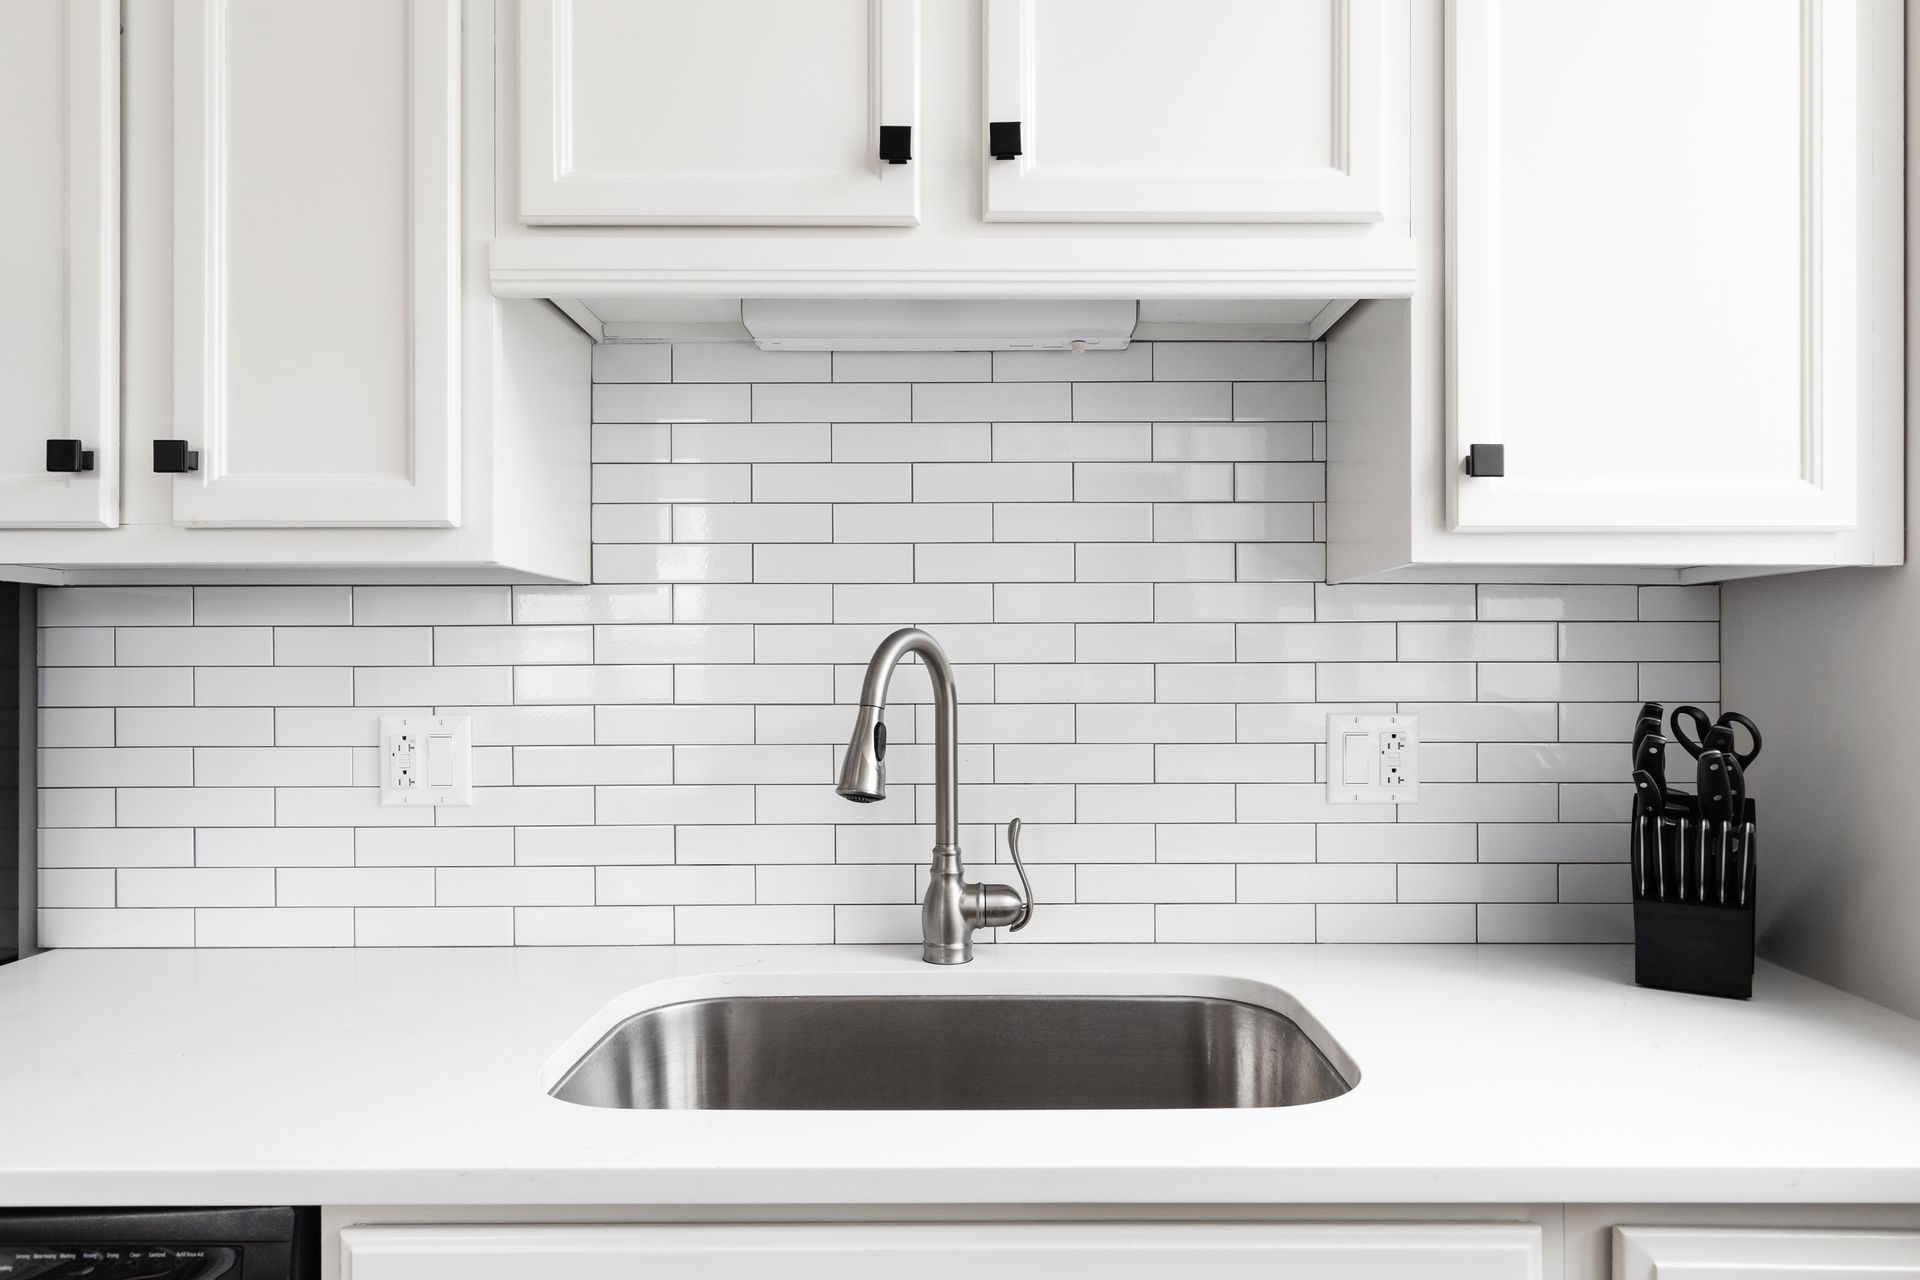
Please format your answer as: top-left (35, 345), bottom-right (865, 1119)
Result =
top-left (836, 704), bottom-right (887, 803)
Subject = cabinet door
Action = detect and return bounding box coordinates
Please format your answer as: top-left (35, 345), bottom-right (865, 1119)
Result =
top-left (344, 1222), bottom-right (1542, 1280)
top-left (981, 0), bottom-right (1385, 223)
top-left (0, 0), bottom-right (119, 529)
top-left (518, 0), bottom-right (920, 226)
top-left (1448, 0), bottom-right (1877, 534)
top-left (1616, 1226), bottom-right (1920, 1278)
top-left (170, 0), bottom-right (460, 528)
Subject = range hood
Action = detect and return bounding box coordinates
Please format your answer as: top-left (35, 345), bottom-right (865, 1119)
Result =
top-left (741, 299), bottom-right (1137, 352)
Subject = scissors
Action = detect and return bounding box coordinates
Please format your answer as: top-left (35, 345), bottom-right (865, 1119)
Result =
top-left (1669, 705), bottom-right (1761, 770)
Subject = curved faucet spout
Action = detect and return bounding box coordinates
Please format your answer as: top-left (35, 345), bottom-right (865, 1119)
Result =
top-left (836, 627), bottom-right (959, 849)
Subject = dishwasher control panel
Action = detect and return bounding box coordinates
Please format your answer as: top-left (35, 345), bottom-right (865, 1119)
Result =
top-left (0, 1247), bottom-right (236, 1280)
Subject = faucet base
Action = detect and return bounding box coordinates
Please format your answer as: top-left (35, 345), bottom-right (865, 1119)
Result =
top-left (922, 941), bottom-right (971, 965)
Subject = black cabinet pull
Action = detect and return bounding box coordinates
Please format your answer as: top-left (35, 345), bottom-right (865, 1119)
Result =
top-left (989, 121), bottom-right (1022, 160)
top-left (153, 439), bottom-right (200, 473)
top-left (1464, 443), bottom-right (1505, 477)
top-left (46, 439), bottom-right (95, 473)
top-left (878, 125), bottom-right (911, 165)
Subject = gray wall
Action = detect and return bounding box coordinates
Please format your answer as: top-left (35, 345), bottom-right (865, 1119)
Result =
top-left (1722, 26), bottom-right (1918, 1018)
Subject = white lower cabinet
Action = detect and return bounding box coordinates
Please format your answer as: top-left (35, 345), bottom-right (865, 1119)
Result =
top-left (341, 1223), bottom-right (1544, 1280)
top-left (1615, 1227), bottom-right (1920, 1279)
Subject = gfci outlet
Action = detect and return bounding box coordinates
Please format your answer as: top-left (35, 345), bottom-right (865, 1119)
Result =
top-left (1325, 713), bottom-right (1419, 804)
top-left (381, 715), bottom-right (473, 807)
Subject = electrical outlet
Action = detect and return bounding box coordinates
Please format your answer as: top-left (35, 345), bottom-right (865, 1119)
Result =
top-left (1325, 713), bottom-right (1420, 804)
top-left (381, 715), bottom-right (472, 807)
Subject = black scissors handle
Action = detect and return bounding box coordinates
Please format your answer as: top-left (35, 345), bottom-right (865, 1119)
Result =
top-left (1670, 705), bottom-right (1761, 768)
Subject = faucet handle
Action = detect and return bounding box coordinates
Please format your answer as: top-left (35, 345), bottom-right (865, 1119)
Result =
top-left (1006, 818), bottom-right (1034, 932)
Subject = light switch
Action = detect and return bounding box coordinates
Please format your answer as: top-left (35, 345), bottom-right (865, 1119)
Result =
top-left (1325, 714), bottom-right (1419, 804)
top-left (381, 715), bottom-right (472, 806)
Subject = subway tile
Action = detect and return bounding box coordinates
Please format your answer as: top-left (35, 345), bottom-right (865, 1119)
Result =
top-left (1317, 824), bottom-right (1475, 863)
top-left (31, 867), bottom-right (114, 907)
top-left (1079, 701), bottom-right (1232, 741)
top-left (1559, 782), bottom-right (1633, 823)
top-left (1401, 702), bottom-right (1558, 742)
top-left (1477, 584), bottom-right (1638, 621)
top-left (1233, 381), bottom-right (1326, 421)
top-left (677, 825), bottom-right (834, 864)
top-left (1235, 543), bottom-right (1325, 582)
top-left (673, 422), bottom-right (828, 463)
top-left (40, 747), bottom-right (192, 788)
top-left (1156, 663), bottom-right (1313, 703)
top-left (591, 505), bottom-right (673, 543)
top-left (598, 784), bottom-right (755, 826)
top-left (516, 906), bottom-right (673, 946)
top-left (754, 462), bottom-right (911, 503)
top-left (993, 344), bottom-right (1151, 381)
top-left (513, 665), bottom-right (671, 704)
top-left (1639, 585), bottom-right (1719, 621)
top-left (1242, 864), bottom-right (1395, 903)
top-left (193, 747), bottom-right (353, 787)
top-left (435, 705), bottom-right (595, 746)
top-left (833, 350), bottom-right (989, 381)
top-left (120, 867), bottom-right (274, 908)
top-left (40, 789), bottom-right (117, 827)
top-left (674, 745), bottom-right (829, 785)
top-left (832, 583), bottom-right (994, 623)
top-left (1317, 903), bottom-right (1475, 943)
top-left (595, 543), bottom-right (754, 584)
top-left (994, 502), bottom-right (1152, 542)
top-left (190, 907), bottom-right (351, 947)
top-left (1400, 864), bottom-right (1556, 903)
top-left (116, 787), bottom-right (274, 828)
top-left (41, 707), bottom-right (117, 747)
top-left (38, 909), bottom-right (194, 947)
top-left (754, 382), bottom-right (908, 422)
top-left (1561, 621), bottom-right (1718, 661)
top-left (356, 666), bottom-right (510, 706)
top-left (919, 623), bottom-right (1073, 664)
top-left (594, 382), bottom-right (750, 423)
top-left (274, 787), bottom-right (430, 828)
top-left (674, 504), bottom-right (832, 544)
top-left (675, 664), bottom-right (833, 704)
top-left (914, 382), bottom-right (1071, 422)
top-left (833, 422), bottom-right (990, 461)
top-left (590, 342), bottom-right (670, 382)
top-left (515, 745), bottom-right (672, 786)
top-left (1238, 702), bottom-right (1395, 743)
top-left (992, 422), bottom-right (1150, 461)
top-left (354, 907), bottom-right (513, 947)
top-left (1154, 342), bottom-right (1312, 382)
top-left (1560, 863), bottom-right (1632, 904)
top-left (994, 583), bottom-right (1151, 622)
top-left (995, 744), bottom-right (1153, 784)
top-left (517, 825), bottom-right (674, 867)
top-left (833, 904), bottom-right (921, 944)
top-left (1155, 583), bottom-right (1315, 623)
top-left (758, 864), bottom-right (912, 904)
top-left (1076, 462), bottom-right (1232, 502)
top-left (1406, 783), bottom-right (1559, 823)
top-left (591, 424), bottom-right (672, 463)
top-left (1079, 863), bottom-right (1233, 903)
top-left (197, 828), bottom-right (353, 868)
top-left (1077, 543), bottom-right (1233, 582)
top-left (275, 626), bottom-right (432, 667)
top-left (756, 544), bottom-right (913, 584)
top-left (1157, 823), bottom-right (1312, 863)
top-left (438, 866), bottom-right (594, 907)
top-left (198, 667), bottom-right (351, 707)
top-left (1075, 783), bottom-right (1232, 823)
top-left (1233, 463), bottom-right (1326, 501)
top-left (41, 587), bottom-right (192, 627)
top-left (435, 786), bottom-right (595, 828)
top-left (1078, 623), bottom-right (1233, 663)
top-left (1075, 382), bottom-right (1230, 422)
top-left (675, 584), bottom-right (833, 623)
top-left (42, 666), bottom-right (192, 707)
top-left (1155, 743), bottom-right (1313, 783)
top-left (434, 626), bottom-right (593, 666)
top-left (1240, 622), bottom-right (1394, 662)
top-left (353, 586), bottom-right (509, 627)
top-left (1156, 903), bottom-right (1314, 943)
top-left (1238, 784), bottom-right (1394, 824)
top-left (1477, 903), bottom-right (1631, 943)
top-left (1399, 623), bottom-right (1555, 662)
top-left (1315, 584), bottom-right (1476, 621)
top-left (676, 905), bottom-right (833, 944)
top-left (1318, 662), bottom-right (1475, 702)
top-left (919, 702), bottom-right (1074, 745)
top-left (1153, 423), bottom-right (1314, 461)
top-left (914, 462), bottom-right (1072, 503)
top-left (40, 827), bottom-right (193, 868)
top-left (1154, 502), bottom-right (1313, 542)
top-left (998, 665), bottom-right (1153, 704)
top-left (749, 624), bottom-right (903, 665)
top-left (1556, 702), bottom-right (1650, 742)
top-left (36, 626), bottom-right (110, 669)
top-left (116, 626), bottom-right (265, 667)
top-left (594, 463), bottom-right (750, 504)
top-left (673, 344), bottom-right (827, 383)
top-left (915, 543), bottom-right (1076, 584)
top-left (998, 903), bottom-right (1154, 944)
top-left (596, 624), bottom-right (753, 665)
top-left (1477, 662), bottom-right (1639, 702)
top-left (1478, 743), bottom-right (1621, 783)
top-left (834, 502), bottom-right (991, 543)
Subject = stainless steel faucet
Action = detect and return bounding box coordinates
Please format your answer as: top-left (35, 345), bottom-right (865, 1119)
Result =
top-left (837, 627), bottom-right (1032, 964)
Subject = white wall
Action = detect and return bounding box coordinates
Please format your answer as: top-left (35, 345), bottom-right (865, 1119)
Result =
top-left (1720, 21), bottom-right (1919, 1019)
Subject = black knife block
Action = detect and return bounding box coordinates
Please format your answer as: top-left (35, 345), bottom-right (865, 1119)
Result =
top-left (1631, 801), bottom-right (1756, 1000)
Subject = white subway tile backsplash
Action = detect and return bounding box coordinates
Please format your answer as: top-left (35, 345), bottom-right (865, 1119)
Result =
top-left (38, 341), bottom-right (1714, 948)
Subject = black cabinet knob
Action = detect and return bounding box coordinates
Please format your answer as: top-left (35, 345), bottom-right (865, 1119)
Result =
top-left (989, 121), bottom-right (1022, 160)
top-left (1464, 443), bottom-right (1505, 477)
top-left (46, 439), bottom-right (95, 473)
top-left (153, 439), bottom-right (200, 473)
top-left (878, 125), bottom-right (911, 165)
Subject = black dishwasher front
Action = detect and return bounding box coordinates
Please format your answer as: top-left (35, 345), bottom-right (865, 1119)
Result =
top-left (0, 1209), bottom-right (316, 1280)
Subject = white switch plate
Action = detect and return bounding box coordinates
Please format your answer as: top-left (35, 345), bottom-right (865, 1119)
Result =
top-left (380, 715), bottom-right (472, 807)
top-left (1325, 713), bottom-right (1419, 804)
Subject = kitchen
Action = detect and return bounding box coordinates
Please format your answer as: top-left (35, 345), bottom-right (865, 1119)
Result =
top-left (2, 1), bottom-right (1917, 1277)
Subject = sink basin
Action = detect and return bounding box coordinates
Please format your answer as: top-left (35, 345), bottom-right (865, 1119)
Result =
top-left (549, 994), bottom-right (1354, 1110)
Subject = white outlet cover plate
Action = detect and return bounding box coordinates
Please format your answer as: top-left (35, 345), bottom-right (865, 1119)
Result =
top-left (380, 714), bottom-right (473, 807)
top-left (1325, 713), bottom-right (1419, 805)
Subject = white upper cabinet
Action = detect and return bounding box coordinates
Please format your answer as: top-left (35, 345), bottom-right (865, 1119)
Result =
top-left (982, 0), bottom-right (1386, 223)
top-left (0, 0), bottom-right (119, 529)
top-left (518, 0), bottom-right (921, 226)
top-left (170, 0), bottom-right (461, 528)
top-left (1447, 0), bottom-right (1882, 535)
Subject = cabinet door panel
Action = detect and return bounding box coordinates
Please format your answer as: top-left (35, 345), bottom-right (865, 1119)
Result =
top-left (0, 0), bottom-right (119, 529)
top-left (982, 0), bottom-right (1385, 222)
top-left (519, 0), bottom-right (919, 226)
top-left (1616, 1226), bottom-right (1920, 1278)
top-left (171, 0), bottom-right (459, 528)
top-left (343, 1223), bottom-right (1542, 1280)
top-left (1448, 0), bottom-right (1866, 533)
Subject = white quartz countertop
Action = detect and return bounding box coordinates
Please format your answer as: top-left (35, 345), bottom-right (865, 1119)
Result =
top-left (2, 943), bottom-right (1917, 1206)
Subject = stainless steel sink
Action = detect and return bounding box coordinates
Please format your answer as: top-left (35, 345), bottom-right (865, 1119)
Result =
top-left (549, 994), bottom-right (1354, 1110)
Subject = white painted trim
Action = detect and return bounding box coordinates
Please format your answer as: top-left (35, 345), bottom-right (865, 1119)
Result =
top-left (170, 0), bottom-right (461, 529)
top-left (1614, 1226), bottom-right (1920, 1277)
